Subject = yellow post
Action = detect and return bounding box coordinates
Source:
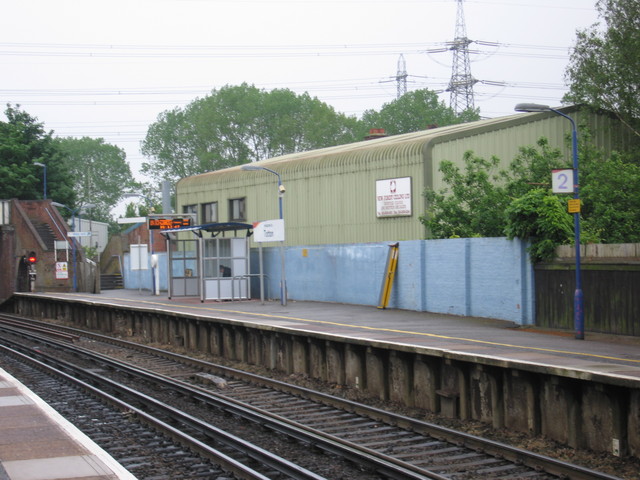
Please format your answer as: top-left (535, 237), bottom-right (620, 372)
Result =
top-left (377, 242), bottom-right (399, 309)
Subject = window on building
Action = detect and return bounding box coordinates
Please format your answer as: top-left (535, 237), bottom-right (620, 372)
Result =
top-left (201, 202), bottom-right (218, 224)
top-left (229, 198), bottom-right (246, 222)
top-left (182, 204), bottom-right (197, 216)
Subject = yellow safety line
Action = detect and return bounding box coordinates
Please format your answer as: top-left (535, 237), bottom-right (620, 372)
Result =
top-left (64, 294), bottom-right (640, 365)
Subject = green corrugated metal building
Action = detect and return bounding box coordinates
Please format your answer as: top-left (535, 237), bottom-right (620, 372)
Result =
top-left (176, 107), bottom-right (632, 246)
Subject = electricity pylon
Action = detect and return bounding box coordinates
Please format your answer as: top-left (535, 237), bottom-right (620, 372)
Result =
top-left (447, 0), bottom-right (477, 114)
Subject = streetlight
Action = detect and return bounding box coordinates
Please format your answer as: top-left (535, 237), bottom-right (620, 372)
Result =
top-left (515, 103), bottom-right (584, 339)
top-left (52, 202), bottom-right (95, 292)
top-left (122, 193), bottom-right (157, 295)
top-left (242, 164), bottom-right (287, 306)
top-left (33, 162), bottom-right (47, 199)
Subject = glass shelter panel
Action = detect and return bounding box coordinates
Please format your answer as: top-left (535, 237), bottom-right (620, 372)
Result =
top-left (202, 236), bottom-right (249, 300)
top-left (168, 238), bottom-right (199, 297)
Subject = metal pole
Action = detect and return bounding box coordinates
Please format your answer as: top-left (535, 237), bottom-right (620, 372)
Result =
top-left (72, 215), bottom-right (77, 291)
top-left (515, 104), bottom-right (585, 340)
top-left (138, 234), bottom-right (142, 295)
top-left (276, 176), bottom-right (287, 306)
top-left (34, 162), bottom-right (46, 199)
top-left (551, 109), bottom-right (583, 339)
top-left (43, 165), bottom-right (47, 200)
top-left (259, 244), bottom-right (265, 304)
top-left (570, 119), bottom-right (584, 340)
top-left (242, 165), bottom-right (287, 306)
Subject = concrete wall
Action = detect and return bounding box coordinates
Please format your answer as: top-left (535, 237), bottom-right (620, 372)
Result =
top-left (255, 237), bottom-right (534, 325)
top-left (121, 237), bottom-right (534, 325)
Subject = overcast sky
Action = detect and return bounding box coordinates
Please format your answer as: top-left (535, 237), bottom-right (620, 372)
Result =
top-left (2, 0), bottom-right (600, 186)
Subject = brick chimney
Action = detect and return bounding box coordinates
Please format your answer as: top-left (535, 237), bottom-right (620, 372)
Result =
top-left (364, 128), bottom-right (387, 140)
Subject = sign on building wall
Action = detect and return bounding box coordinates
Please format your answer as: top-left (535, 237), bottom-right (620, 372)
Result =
top-left (253, 219), bottom-right (285, 242)
top-left (131, 244), bottom-right (149, 270)
top-left (376, 177), bottom-right (412, 217)
top-left (55, 262), bottom-right (68, 280)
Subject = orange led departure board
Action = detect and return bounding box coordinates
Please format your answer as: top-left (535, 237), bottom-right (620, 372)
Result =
top-left (148, 218), bottom-right (192, 230)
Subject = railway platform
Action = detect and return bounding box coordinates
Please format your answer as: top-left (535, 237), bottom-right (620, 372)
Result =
top-left (29, 289), bottom-right (640, 379)
top-left (0, 367), bottom-right (136, 480)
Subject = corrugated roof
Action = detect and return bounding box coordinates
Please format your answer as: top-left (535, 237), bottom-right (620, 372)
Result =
top-left (177, 113), bottom-right (529, 189)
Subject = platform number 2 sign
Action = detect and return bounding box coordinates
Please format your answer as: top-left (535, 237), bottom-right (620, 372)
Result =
top-left (551, 169), bottom-right (574, 194)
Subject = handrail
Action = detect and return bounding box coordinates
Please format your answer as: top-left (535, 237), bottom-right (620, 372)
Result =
top-left (44, 207), bottom-right (68, 243)
top-left (231, 274), bottom-right (268, 301)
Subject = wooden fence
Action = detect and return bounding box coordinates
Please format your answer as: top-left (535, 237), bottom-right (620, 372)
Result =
top-left (535, 244), bottom-right (640, 336)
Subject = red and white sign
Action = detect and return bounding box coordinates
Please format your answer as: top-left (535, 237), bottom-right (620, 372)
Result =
top-left (376, 177), bottom-right (412, 217)
top-left (55, 262), bottom-right (68, 280)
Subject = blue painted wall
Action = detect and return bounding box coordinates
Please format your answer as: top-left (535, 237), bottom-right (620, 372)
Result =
top-left (123, 252), bottom-right (168, 291)
top-left (252, 238), bottom-right (535, 325)
top-left (122, 238), bottom-right (535, 325)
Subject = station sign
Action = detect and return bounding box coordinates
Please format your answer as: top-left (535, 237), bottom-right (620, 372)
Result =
top-left (148, 217), bottom-right (192, 230)
top-left (253, 219), bottom-right (285, 242)
top-left (552, 169), bottom-right (575, 194)
top-left (68, 231), bottom-right (92, 237)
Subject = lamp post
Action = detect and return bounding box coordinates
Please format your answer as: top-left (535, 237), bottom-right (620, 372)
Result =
top-left (52, 202), bottom-right (95, 292)
top-left (242, 164), bottom-right (287, 306)
top-left (122, 193), bottom-right (157, 294)
top-left (33, 162), bottom-right (47, 199)
top-left (515, 103), bottom-right (584, 339)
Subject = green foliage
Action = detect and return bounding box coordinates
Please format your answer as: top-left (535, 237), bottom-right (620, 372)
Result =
top-left (421, 153), bottom-right (508, 238)
top-left (141, 83), bottom-right (361, 184)
top-left (422, 137), bottom-right (570, 241)
top-left (581, 150), bottom-right (640, 243)
top-left (421, 137), bottom-right (581, 262)
top-left (361, 89), bottom-right (480, 136)
top-left (140, 85), bottom-right (479, 185)
top-left (0, 104), bottom-right (74, 204)
top-left (422, 127), bottom-right (640, 262)
top-left (56, 136), bottom-right (139, 222)
top-left (82, 245), bottom-right (99, 261)
top-left (504, 189), bottom-right (574, 263)
top-left (500, 138), bottom-right (569, 197)
top-left (124, 202), bottom-right (138, 218)
top-left (564, 0), bottom-right (640, 137)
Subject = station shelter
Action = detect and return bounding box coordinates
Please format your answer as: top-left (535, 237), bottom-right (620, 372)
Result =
top-left (161, 222), bottom-right (253, 302)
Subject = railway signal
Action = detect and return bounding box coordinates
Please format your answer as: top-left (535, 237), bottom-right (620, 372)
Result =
top-left (24, 251), bottom-right (37, 265)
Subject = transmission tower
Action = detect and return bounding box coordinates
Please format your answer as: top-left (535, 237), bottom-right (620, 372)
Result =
top-left (396, 54), bottom-right (408, 99)
top-left (447, 0), bottom-right (477, 114)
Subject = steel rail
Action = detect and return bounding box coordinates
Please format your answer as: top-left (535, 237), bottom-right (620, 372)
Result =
top-left (0, 328), bottom-right (440, 480)
top-left (0, 343), bottom-right (275, 480)
top-left (0, 314), bottom-right (624, 480)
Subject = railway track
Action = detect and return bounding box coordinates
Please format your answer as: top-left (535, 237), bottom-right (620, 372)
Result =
top-left (0, 313), bottom-right (624, 480)
top-left (0, 350), bottom-right (269, 480)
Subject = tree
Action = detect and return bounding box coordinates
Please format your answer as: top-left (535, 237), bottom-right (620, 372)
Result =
top-left (422, 138), bottom-right (569, 240)
top-left (564, 0), bottom-right (640, 137)
top-left (504, 189), bottom-right (573, 263)
top-left (421, 138), bottom-right (583, 261)
top-left (0, 104), bottom-right (74, 204)
top-left (580, 150), bottom-right (640, 243)
top-left (141, 84), bottom-right (361, 184)
top-left (421, 152), bottom-right (509, 238)
top-left (56, 137), bottom-right (139, 222)
top-left (361, 89), bottom-right (480, 136)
